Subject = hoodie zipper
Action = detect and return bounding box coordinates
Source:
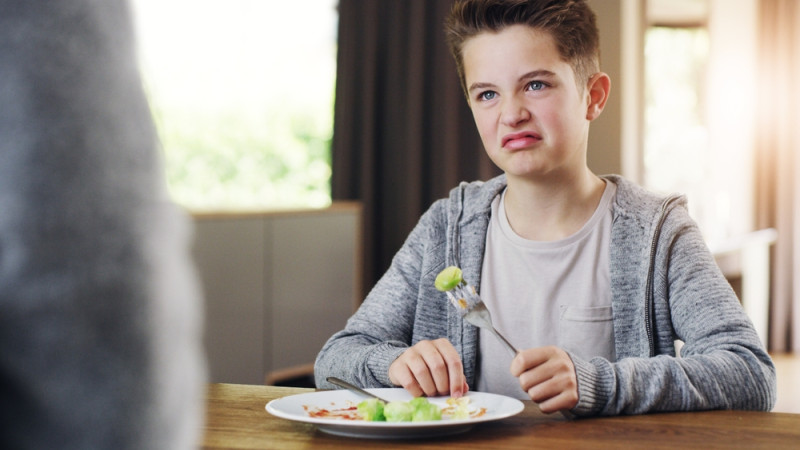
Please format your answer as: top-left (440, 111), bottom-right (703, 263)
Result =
top-left (449, 183), bottom-right (467, 268)
top-left (644, 194), bottom-right (682, 357)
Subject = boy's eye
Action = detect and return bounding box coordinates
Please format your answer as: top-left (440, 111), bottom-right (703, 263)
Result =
top-left (526, 81), bottom-right (546, 91)
top-left (477, 91), bottom-right (497, 101)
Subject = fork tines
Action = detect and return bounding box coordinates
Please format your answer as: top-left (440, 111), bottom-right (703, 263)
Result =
top-left (445, 283), bottom-right (480, 315)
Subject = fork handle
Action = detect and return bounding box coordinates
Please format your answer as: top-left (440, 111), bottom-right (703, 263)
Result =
top-left (326, 377), bottom-right (391, 403)
top-left (489, 327), bottom-right (519, 355)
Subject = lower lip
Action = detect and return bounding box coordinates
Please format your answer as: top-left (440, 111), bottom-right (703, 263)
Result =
top-left (503, 137), bottom-right (540, 150)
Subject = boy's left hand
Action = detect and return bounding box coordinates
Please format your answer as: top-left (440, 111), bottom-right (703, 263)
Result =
top-left (510, 346), bottom-right (578, 413)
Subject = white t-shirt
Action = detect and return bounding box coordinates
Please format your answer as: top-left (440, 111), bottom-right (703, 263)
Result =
top-left (475, 181), bottom-right (617, 399)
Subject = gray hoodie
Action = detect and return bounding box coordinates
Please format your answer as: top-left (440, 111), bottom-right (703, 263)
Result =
top-left (315, 174), bottom-right (776, 416)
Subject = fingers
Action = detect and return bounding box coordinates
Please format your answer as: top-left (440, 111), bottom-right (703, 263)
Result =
top-left (443, 344), bottom-right (467, 398)
top-left (389, 356), bottom-right (425, 397)
top-left (511, 346), bottom-right (578, 414)
top-left (388, 338), bottom-right (467, 398)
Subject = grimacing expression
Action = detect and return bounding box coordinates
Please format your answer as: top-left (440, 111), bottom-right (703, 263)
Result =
top-left (462, 25), bottom-right (598, 182)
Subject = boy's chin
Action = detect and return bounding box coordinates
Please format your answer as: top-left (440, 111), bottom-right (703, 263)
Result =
top-left (490, 156), bottom-right (549, 178)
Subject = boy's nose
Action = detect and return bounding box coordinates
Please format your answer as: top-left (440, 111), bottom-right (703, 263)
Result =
top-left (500, 97), bottom-right (531, 127)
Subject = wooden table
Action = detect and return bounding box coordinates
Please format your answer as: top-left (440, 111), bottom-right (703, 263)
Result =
top-left (202, 383), bottom-right (800, 449)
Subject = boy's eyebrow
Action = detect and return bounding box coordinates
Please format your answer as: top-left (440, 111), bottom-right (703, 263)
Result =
top-left (518, 69), bottom-right (557, 80)
top-left (467, 81), bottom-right (497, 93)
top-left (467, 70), bottom-right (558, 93)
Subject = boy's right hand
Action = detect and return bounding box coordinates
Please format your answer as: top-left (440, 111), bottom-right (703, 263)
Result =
top-left (388, 338), bottom-right (468, 398)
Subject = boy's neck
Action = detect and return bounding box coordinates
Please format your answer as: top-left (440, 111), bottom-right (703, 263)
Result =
top-left (502, 169), bottom-right (606, 241)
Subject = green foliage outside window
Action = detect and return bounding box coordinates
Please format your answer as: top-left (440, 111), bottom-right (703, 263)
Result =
top-left (151, 96), bottom-right (333, 211)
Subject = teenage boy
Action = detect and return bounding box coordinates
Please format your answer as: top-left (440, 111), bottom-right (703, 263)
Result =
top-left (315, 0), bottom-right (775, 416)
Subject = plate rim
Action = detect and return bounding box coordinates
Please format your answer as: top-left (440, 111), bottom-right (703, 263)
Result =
top-left (265, 388), bottom-right (525, 431)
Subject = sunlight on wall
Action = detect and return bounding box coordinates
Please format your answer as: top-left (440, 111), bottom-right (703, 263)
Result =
top-left (131, 0), bottom-right (338, 211)
top-left (704, 0), bottom-right (758, 244)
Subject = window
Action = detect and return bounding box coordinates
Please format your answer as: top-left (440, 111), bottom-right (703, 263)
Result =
top-left (644, 26), bottom-right (710, 228)
top-left (132, 0), bottom-right (338, 211)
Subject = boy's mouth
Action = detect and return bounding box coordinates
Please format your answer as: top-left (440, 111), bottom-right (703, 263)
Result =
top-left (502, 131), bottom-right (542, 150)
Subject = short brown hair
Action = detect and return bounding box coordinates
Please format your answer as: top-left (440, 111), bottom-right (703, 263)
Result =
top-left (444, 0), bottom-right (600, 97)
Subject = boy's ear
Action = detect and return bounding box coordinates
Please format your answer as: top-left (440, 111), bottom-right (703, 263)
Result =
top-left (585, 72), bottom-right (611, 121)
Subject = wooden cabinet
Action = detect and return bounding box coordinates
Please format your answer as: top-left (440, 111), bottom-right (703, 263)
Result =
top-left (192, 203), bottom-right (362, 385)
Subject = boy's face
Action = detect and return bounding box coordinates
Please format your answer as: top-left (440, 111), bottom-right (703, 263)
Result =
top-left (462, 25), bottom-right (593, 182)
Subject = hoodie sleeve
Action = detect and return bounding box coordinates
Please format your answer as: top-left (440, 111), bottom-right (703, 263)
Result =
top-left (570, 199), bottom-right (776, 416)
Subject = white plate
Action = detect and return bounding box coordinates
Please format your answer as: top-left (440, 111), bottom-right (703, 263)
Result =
top-left (266, 388), bottom-right (525, 439)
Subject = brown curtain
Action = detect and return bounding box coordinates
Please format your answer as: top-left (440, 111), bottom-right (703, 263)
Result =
top-left (332, 0), bottom-right (500, 293)
top-left (755, 0), bottom-right (800, 352)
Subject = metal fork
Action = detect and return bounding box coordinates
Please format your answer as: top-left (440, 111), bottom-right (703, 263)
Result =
top-left (447, 281), bottom-right (575, 420)
top-left (446, 283), bottom-right (519, 355)
top-left (326, 376), bottom-right (391, 403)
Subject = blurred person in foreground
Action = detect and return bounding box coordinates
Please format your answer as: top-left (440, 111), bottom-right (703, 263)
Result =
top-left (0, 0), bottom-right (205, 447)
top-left (315, 0), bottom-right (775, 417)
